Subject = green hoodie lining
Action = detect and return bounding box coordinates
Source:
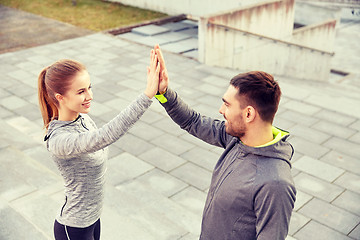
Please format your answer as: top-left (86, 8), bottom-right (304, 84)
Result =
top-left (255, 126), bottom-right (289, 148)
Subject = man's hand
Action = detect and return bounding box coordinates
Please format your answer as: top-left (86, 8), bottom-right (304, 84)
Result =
top-left (154, 44), bottom-right (169, 94)
top-left (144, 49), bottom-right (160, 98)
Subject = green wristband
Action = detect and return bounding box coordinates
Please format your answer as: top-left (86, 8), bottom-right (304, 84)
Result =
top-left (154, 94), bottom-right (168, 103)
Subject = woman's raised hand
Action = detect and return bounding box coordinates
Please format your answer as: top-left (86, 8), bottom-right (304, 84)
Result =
top-left (154, 45), bottom-right (169, 94)
top-left (144, 49), bottom-right (161, 98)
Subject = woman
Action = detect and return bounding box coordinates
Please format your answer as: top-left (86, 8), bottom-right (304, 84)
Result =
top-left (38, 50), bottom-right (160, 240)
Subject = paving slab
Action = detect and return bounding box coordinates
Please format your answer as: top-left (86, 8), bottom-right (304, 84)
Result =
top-left (298, 198), bottom-right (360, 235)
top-left (293, 172), bottom-right (344, 202)
top-left (132, 24), bottom-right (171, 36)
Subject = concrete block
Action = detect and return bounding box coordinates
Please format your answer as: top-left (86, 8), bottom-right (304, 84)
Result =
top-left (334, 172), bottom-right (360, 194)
top-left (88, 100), bottom-right (112, 117)
top-left (6, 116), bottom-right (42, 136)
top-left (115, 180), bottom-right (201, 236)
top-left (108, 144), bottom-right (124, 159)
top-left (315, 109), bottom-right (356, 126)
top-left (288, 136), bottom-right (330, 159)
top-left (181, 49), bottom-right (199, 59)
top-left (0, 199), bottom-right (49, 240)
top-left (113, 133), bottom-right (155, 156)
top-left (312, 120), bottom-right (357, 139)
top-left (294, 220), bottom-right (353, 240)
top-left (170, 162), bottom-right (212, 191)
top-left (279, 81), bottom-right (311, 100)
top-left (103, 97), bottom-right (131, 111)
top-left (0, 105), bottom-right (15, 119)
top-left (138, 147), bottom-right (186, 172)
top-left (194, 83), bottom-right (225, 97)
top-left (170, 186), bottom-right (207, 216)
top-left (293, 156), bottom-right (345, 182)
top-left (349, 120), bottom-right (360, 131)
top-left (349, 224), bottom-right (360, 239)
top-left (137, 109), bottom-right (165, 124)
top-left (179, 133), bottom-right (216, 151)
top-left (332, 190), bottom-right (360, 216)
top-left (104, 185), bottom-right (187, 239)
top-left (289, 124), bottom-right (331, 144)
top-left (107, 152), bottom-right (154, 186)
top-left (293, 190), bottom-right (312, 211)
top-left (156, 31), bottom-right (192, 43)
top-left (10, 191), bottom-right (61, 238)
top-left (298, 198), bottom-right (360, 234)
top-left (152, 133), bottom-right (196, 155)
top-left (349, 132), bottom-right (360, 144)
top-left (278, 110), bottom-right (319, 127)
top-left (273, 116), bottom-right (297, 130)
top-left (162, 22), bottom-right (192, 32)
top-left (282, 100), bottom-right (321, 116)
top-left (132, 25), bottom-right (170, 36)
top-left (288, 211), bottom-right (310, 236)
top-left (323, 137), bottom-right (360, 159)
top-left (180, 147), bottom-right (218, 171)
top-left (293, 172), bottom-right (344, 202)
top-left (13, 103), bottom-right (41, 121)
top-left (129, 121), bottom-right (165, 141)
top-left (161, 41), bottom-right (196, 54)
top-left (135, 168), bottom-right (188, 197)
top-left (320, 150), bottom-right (360, 175)
top-left (0, 95), bottom-right (28, 110)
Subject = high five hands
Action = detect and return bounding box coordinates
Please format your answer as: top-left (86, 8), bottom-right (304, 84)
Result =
top-left (154, 44), bottom-right (169, 94)
top-left (144, 49), bottom-right (161, 98)
top-left (144, 45), bottom-right (169, 99)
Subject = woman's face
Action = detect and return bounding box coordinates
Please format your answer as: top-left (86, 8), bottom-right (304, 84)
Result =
top-left (58, 70), bottom-right (93, 120)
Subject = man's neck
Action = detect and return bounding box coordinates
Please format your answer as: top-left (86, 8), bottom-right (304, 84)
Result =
top-left (240, 123), bottom-right (273, 147)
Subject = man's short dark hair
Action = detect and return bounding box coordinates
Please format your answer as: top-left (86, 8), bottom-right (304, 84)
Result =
top-left (230, 71), bottom-right (281, 123)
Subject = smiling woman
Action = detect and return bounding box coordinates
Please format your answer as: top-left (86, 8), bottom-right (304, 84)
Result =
top-left (37, 54), bottom-right (161, 239)
top-left (0, 0), bottom-right (167, 31)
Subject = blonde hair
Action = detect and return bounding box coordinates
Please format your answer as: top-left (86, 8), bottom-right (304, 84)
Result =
top-left (38, 59), bottom-right (86, 129)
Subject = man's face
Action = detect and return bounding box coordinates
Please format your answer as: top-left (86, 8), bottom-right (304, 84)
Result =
top-left (219, 85), bottom-right (247, 138)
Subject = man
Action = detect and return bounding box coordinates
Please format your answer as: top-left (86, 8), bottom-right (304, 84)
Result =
top-left (153, 45), bottom-right (296, 240)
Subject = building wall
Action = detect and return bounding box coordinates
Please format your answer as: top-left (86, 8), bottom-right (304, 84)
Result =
top-left (291, 19), bottom-right (337, 51)
top-left (205, 0), bottom-right (295, 39)
top-left (202, 23), bottom-right (333, 81)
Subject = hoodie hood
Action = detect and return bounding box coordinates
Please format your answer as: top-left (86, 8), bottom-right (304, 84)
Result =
top-left (236, 127), bottom-right (294, 167)
top-left (45, 115), bottom-right (86, 142)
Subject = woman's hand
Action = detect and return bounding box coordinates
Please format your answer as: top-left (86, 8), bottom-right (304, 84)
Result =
top-left (144, 49), bottom-right (161, 99)
top-left (154, 45), bottom-right (169, 94)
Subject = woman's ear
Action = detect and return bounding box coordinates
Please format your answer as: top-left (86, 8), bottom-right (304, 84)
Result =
top-left (244, 106), bottom-right (256, 123)
top-left (55, 93), bottom-right (63, 103)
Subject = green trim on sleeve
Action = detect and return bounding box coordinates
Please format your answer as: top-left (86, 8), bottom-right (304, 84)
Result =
top-left (155, 94), bottom-right (168, 103)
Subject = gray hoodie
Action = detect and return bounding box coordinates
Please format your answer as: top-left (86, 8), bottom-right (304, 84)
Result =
top-left (45, 93), bottom-right (152, 228)
top-left (159, 89), bottom-right (296, 240)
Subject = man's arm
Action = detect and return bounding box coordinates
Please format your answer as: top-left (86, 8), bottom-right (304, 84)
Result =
top-left (254, 180), bottom-right (296, 240)
top-left (158, 88), bottom-right (230, 148)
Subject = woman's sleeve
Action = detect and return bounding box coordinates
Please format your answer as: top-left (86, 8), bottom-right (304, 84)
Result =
top-left (47, 93), bottom-right (152, 157)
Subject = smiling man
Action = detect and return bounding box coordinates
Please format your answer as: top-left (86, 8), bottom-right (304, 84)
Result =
top-left (153, 45), bottom-right (296, 240)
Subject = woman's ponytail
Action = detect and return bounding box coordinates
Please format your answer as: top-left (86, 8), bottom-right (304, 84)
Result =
top-left (38, 67), bottom-right (58, 129)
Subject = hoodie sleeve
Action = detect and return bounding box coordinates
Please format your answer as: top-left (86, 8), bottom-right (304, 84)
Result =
top-left (47, 93), bottom-right (152, 157)
top-left (158, 88), bottom-right (231, 148)
top-left (254, 179), bottom-right (296, 240)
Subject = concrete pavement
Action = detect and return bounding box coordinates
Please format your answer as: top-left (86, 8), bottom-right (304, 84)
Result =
top-left (0, 5), bottom-right (360, 240)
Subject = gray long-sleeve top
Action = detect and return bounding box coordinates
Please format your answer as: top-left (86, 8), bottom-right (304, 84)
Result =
top-left (45, 93), bottom-right (152, 228)
top-left (158, 88), bottom-right (296, 240)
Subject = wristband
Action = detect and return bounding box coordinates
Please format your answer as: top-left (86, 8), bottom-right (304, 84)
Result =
top-left (154, 93), bottom-right (168, 103)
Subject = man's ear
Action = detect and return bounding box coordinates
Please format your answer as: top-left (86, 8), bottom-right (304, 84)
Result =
top-left (244, 106), bottom-right (256, 123)
top-left (55, 93), bottom-right (63, 103)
